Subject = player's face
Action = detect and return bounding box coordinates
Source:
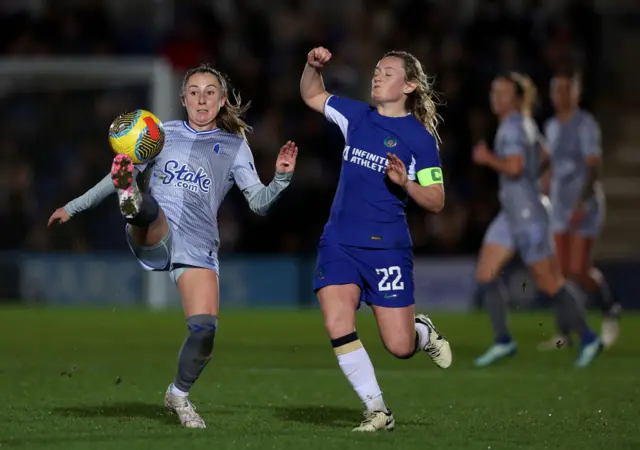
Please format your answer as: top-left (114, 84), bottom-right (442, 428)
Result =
top-left (551, 77), bottom-right (578, 112)
top-left (371, 57), bottom-right (409, 104)
top-left (490, 78), bottom-right (518, 117)
top-left (182, 72), bottom-right (227, 129)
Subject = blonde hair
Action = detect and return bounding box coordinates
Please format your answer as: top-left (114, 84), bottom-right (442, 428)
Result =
top-left (508, 72), bottom-right (537, 117)
top-left (384, 51), bottom-right (442, 146)
top-left (180, 63), bottom-right (252, 137)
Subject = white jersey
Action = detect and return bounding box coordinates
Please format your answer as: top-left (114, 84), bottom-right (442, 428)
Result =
top-left (64, 120), bottom-right (292, 273)
top-left (142, 121), bottom-right (260, 266)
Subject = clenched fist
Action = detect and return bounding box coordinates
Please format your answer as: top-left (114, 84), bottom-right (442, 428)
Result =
top-left (307, 47), bottom-right (332, 69)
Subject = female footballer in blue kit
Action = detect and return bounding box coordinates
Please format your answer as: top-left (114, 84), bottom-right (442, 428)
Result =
top-left (300, 46), bottom-right (452, 432)
top-left (471, 73), bottom-right (602, 368)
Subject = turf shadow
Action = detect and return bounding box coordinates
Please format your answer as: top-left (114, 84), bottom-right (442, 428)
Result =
top-left (53, 401), bottom-right (175, 424)
top-left (272, 405), bottom-right (362, 428)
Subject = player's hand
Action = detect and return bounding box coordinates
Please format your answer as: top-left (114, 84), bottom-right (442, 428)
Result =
top-left (275, 141), bottom-right (298, 174)
top-left (307, 47), bottom-right (332, 69)
top-left (569, 203), bottom-right (586, 230)
top-left (472, 141), bottom-right (492, 165)
top-left (48, 207), bottom-right (70, 227)
top-left (385, 153), bottom-right (409, 189)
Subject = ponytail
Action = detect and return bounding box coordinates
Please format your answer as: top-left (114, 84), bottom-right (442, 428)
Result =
top-left (509, 72), bottom-right (537, 117)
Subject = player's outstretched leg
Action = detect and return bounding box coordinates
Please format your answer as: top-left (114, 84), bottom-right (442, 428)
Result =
top-left (568, 235), bottom-right (620, 348)
top-left (473, 240), bottom-right (517, 367)
top-left (164, 313), bottom-right (217, 429)
top-left (372, 303), bottom-right (452, 368)
top-left (536, 292), bottom-right (573, 351)
top-left (111, 154), bottom-right (153, 220)
top-left (333, 331), bottom-right (395, 432)
top-left (529, 257), bottom-right (602, 368)
top-left (164, 268), bottom-right (220, 428)
top-left (317, 284), bottom-right (394, 432)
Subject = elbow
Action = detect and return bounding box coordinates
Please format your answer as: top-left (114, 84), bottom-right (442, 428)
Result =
top-left (302, 91), bottom-right (329, 113)
top-left (429, 197), bottom-right (445, 214)
top-left (252, 206), bottom-right (268, 216)
top-left (417, 193), bottom-right (444, 214)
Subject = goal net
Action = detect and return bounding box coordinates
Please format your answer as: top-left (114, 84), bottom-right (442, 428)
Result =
top-left (0, 57), bottom-right (178, 308)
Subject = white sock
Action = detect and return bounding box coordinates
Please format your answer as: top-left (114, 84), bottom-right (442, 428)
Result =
top-left (415, 322), bottom-right (430, 350)
top-left (336, 343), bottom-right (387, 412)
top-left (170, 383), bottom-right (189, 397)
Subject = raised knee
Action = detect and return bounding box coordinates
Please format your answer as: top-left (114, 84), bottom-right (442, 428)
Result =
top-left (384, 335), bottom-right (416, 359)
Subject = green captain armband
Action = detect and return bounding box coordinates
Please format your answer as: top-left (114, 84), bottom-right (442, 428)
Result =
top-left (416, 167), bottom-right (443, 186)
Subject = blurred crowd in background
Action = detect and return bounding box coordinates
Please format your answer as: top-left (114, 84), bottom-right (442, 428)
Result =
top-left (0, 0), bottom-right (603, 256)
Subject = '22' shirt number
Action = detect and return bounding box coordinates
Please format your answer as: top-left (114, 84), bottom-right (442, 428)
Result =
top-left (376, 266), bottom-right (404, 292)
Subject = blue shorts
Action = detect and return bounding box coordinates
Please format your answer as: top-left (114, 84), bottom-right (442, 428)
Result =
top-left (313, 241), bottom-right (414, 308)
top-left (483, 211), bottom-right (555, 265)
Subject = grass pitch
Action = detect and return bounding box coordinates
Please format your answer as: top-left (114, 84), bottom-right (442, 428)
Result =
top-left (0, 307), bottom-right (638, 449)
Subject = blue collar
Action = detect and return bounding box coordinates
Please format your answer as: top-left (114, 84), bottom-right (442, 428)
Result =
top-left (183, 121), bottom-right (220, 135)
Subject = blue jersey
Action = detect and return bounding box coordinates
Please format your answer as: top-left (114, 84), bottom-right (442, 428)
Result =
top-left (321, 95), bottom-right (442, 249)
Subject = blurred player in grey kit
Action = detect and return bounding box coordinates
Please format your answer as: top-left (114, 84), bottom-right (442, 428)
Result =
top-left (48, 64), bottom-right (298, 429)
top-left (539, 69), bottom-right (620, 350)
top-left (471, 72), bottom-right (602, 368)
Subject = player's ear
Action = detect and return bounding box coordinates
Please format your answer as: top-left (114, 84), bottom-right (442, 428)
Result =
top-left (403, 81), bottom-right (418, 95)
top-left (219, 96), bottom-right (227, 110)
top-left (180, 94), bottom-right (186, 108)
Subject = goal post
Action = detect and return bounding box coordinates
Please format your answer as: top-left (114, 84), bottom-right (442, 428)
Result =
top-left (0, 57), bottom-right (178, 120)
top-left (0, 56), bottom-right (179, 309)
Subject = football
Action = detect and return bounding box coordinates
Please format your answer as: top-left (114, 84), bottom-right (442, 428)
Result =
top-left (108, 109), bottom-right (165, 164)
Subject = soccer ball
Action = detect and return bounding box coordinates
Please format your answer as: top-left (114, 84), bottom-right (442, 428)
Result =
top-left (108, 109), bottom-right (165, 164)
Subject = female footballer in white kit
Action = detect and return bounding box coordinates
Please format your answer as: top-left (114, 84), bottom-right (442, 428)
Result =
top-left (48, 64), bottom-right (298, 429)
top-left (540, 69), bottom-right (620, 350)
top-left (472, 72), bottom-right (602, 368)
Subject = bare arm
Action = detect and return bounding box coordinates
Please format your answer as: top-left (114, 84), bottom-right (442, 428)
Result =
top-left (300, 47), bottom-right (332, 113)
top-left (386, 153), bottom-right (445, 213)
top-left (406, 182), bottom-right (445, 213)
top-left (577, 154), bottom-right (601, 204)
top-left (483, 153), bottom-right (524, 178)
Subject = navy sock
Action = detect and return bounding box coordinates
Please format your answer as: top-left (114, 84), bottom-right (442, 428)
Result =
top-left (173, 314), bottom-right (218, 393)
top-left (478, 280), bottom-right (512, 344)
top-left (126, 193), bottom-right (159, 227)
top-left (552, 284), bottom-right (596, 344)
top-left (540, 291), bottom-right (572, 337)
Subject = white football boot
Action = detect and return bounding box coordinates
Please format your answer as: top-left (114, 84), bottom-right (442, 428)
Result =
top-left (415, 314), bottom-right (452, 368)
top-left (601, 304), bottom-right (621, 349)
top-left (352, 409), bottom-right (395, 432)
top-left (164, 384), bottom-right (206, 429)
